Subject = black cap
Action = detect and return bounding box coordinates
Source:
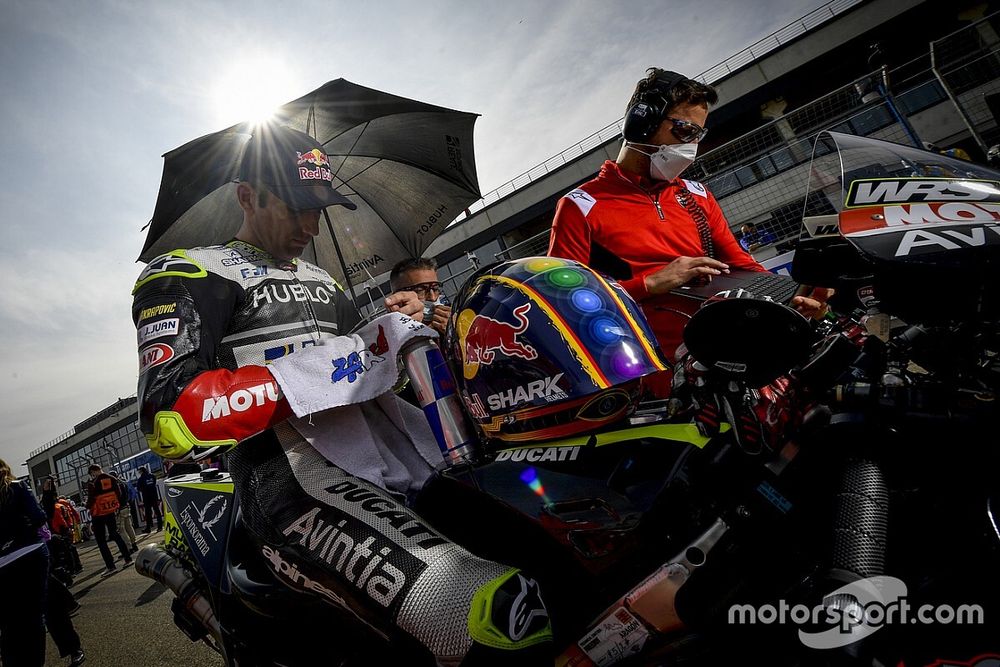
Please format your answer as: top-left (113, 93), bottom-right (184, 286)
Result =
top-left (239, 125), bottom-right (357, 211)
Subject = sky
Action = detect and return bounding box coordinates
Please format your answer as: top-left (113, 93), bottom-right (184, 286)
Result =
top-left (0, 0), bottom-right (828, 474)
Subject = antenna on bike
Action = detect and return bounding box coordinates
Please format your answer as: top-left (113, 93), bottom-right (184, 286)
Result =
top-left (360, 266), bottom-right (389, 324)
top-left (363, 266), bottom-right (387, 300)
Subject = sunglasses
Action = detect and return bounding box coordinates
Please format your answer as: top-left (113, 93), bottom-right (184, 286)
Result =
top-left (665, 117), bottom-right (709, 143)
top-left (398, 281), bottom-right (442, 298)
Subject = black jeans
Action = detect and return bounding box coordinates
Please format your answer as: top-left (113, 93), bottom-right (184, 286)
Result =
top-left (142, 495), bottom-right (163, 530)
top-left (0, 545), bottom-right (48, 667)
top-left (92, 513), bottom-right (130, 569)
top-left (46, 571), bottom-right (81, 657)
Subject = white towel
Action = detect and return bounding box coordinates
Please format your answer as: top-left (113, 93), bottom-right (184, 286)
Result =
top-left (267, 313), bottom-right (445, 493)
top-left (285, 394), bottom-right (443, 495)
top-left (268, 313), bottom-right (437, 417)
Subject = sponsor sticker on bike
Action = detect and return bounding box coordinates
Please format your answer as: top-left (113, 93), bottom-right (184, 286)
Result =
top-left (844, 178), bottom-right (1000, 208)
top-left (578, 606), bottom-right (649, 666)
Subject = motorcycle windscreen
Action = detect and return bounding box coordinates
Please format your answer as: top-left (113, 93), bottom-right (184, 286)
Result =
top-left (795, 132), bottom-right (1000, 319)
top-left (164, 473), bottom-right (236, 588)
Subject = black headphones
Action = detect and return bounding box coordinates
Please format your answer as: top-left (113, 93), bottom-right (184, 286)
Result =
top-left (622, 69), bottom-right (687, 143)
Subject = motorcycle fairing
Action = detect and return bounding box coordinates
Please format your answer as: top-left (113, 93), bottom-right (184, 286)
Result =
top-left (839, 202), bottom-right (1000, 261)
top-left (444, 424), bottom-right (714, 573)
top-left (794, 132), bottom-right (1000, 320)
top-left (164, 473), bottom-right (235, 588)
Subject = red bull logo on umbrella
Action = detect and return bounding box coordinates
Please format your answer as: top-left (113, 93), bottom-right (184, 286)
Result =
top-left (458, 303), bottom-right (537, 379)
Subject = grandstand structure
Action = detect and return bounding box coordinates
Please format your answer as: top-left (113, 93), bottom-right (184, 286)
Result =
top-left (356, 0), bottom-right (1000, 304)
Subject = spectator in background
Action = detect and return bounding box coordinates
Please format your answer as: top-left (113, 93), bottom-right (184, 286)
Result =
top-left (128, 480), bottom-right (141, 530)
top-left (924, 141), bottom-right (972, 162)
top-left (389, 257), bottom-right (452, 336)
top-left (73, 501), bottom-right (92, 541)
top-left (51, 497), bottom-right (83, 574)
top-left (738, 222), bottom-right (776, 253)
top-left (85, 464), bottom-right (132, 576)
top-left (41, 475), bottom-right (58, 526)
top-left (60, 496), bottom-right (84, 544)
top-left (136, 466), bottom-right (163, 532)
top-left (0, 457), bottom-right (50, 666)
top-left (114, 473), bottom-right (139, 553)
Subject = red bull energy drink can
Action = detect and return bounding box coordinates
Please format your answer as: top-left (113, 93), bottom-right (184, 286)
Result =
top-left (401, 339), bottom-right (478, 466)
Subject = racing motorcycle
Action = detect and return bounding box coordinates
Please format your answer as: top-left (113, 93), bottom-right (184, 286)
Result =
top-left (136, 133), bottom-right (1000, 665)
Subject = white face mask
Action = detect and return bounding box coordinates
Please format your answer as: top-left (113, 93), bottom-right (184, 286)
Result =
top-left (627, 142), bottom-right (699, 181)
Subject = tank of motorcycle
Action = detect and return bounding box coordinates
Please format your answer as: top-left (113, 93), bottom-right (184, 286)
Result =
top-left (162, 470), bottom-right (235, 589)
top-left (439, 421), bottom-right (721, 574)
top-left (793, 131), bottom-right (1000, 320)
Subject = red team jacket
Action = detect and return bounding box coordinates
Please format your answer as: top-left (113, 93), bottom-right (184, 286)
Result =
top-left (548, 160), bottom-right (764, 359)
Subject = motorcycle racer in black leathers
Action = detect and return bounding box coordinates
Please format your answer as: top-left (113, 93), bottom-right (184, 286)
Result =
top-left (132, 125), bottom-right (552, 665)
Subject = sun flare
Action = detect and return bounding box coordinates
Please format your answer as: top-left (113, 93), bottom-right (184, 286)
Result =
top-left (210, 57), bottom-right (303, 127)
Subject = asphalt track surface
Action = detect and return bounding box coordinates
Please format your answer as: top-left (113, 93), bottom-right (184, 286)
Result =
top-left (44, 529), bottom-right (221, 667)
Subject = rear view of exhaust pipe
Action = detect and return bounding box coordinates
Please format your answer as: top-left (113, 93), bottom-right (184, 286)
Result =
top-left (816, 458), bottom-right (889, 656)
top-left (135, 543), bottom-right (221, 643)
top-left (831, 458), bottom-right (888, 579)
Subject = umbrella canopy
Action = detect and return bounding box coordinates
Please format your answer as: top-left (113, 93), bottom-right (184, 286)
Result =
top-left (139, 78), bottom-right (481, 290)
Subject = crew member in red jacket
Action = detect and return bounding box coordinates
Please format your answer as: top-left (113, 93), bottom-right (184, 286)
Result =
top-left (548, 68), bottom-right (829, 360)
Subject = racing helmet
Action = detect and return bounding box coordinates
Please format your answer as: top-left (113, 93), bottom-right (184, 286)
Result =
top-left (446, 257), bottom-right (669, 443)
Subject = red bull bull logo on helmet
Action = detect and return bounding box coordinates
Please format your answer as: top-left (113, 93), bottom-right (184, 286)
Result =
top-left (458, 303), bottom-right (537, 380)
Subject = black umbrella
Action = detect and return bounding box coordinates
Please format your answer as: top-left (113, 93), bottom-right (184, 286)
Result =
top-left (139, 78), bottom-right (481, 292)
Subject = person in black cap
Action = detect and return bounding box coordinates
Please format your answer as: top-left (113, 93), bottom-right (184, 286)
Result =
top-left (132, 125), bottom-right (553, 665)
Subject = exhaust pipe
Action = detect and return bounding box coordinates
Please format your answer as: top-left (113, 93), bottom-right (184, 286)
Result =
top-left (135, 543), bottom-right (221, 643)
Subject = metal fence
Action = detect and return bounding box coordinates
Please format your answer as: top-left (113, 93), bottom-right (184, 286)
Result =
top-left (697, 12), bottom-right (1000, 248)
top-left (930, 12), bottom-right (1000, 152)
top-left (495, 230), bottom-right (552, 261)
top-left (687, 73), bottom-right (924, 246)
top-left (492, 11), bottom-right (1000, 262)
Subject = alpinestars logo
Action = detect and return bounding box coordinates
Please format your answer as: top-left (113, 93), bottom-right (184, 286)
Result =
top-left (136, 254), bottom-right (205, 284)
top-left (201, 382), bottom-right (282, 422)
top-left (508, 574), bottom-right (549, 641)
